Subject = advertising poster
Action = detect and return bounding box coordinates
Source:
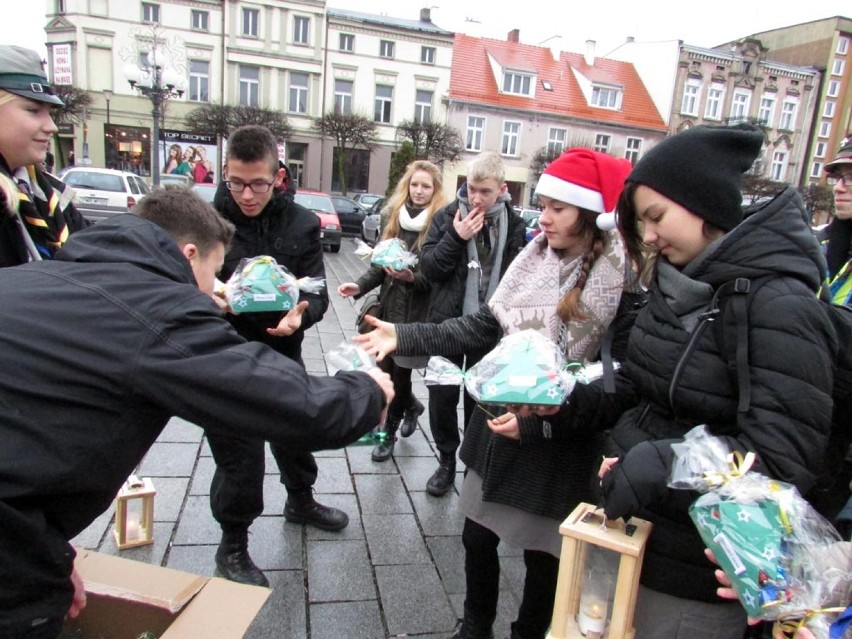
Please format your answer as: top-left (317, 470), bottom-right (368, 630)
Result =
top-left (159, 129), bottom-right (219, 184)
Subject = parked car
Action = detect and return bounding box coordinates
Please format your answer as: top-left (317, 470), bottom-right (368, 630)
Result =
top-left (157, 174), bottom-right (194, 188)
top-left (352, 192), bottom-right (384, 211)
top-left (191, 183), bottom-right (218, 204)
top-left (525, 214), bottom-right (542, 244)
top-left (61, 167), bottom-right (150, 222)
top-left (330, 195), bottom-right (367, 234)
top-left (520, 208), bottom-right (540, 224)
top-left (294, 190), bottom-right (342, 253)
top-left (360, 197), bottom-right (386, 246)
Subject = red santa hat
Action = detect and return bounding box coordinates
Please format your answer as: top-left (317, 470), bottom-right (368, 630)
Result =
top-left (535, 148), bottom-right (633, 230)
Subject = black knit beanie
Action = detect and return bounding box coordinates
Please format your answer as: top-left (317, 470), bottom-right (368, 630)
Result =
top-left (627, 123), bottom-right (765, 231)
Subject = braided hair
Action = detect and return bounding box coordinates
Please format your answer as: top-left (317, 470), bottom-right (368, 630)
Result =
top-left (556, 208), bottom-right (605, 322)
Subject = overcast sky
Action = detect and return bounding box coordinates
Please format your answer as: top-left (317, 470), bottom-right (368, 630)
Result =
top-left (3, 1), bottom-right (849, 63)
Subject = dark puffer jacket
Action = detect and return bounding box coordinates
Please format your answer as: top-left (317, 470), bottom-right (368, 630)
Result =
top-left (559, 188), bottom-right (836, 603)
top-left (420, 199), bottom-right (526, 323)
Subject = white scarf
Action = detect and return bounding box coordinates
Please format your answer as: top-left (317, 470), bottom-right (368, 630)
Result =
top-left (398, 203), bottom-right (429, 232)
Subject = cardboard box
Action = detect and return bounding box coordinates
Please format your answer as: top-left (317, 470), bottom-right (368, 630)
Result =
top-left (62, 549), bottom-right (270, 638)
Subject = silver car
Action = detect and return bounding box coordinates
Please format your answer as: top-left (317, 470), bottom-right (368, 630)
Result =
top-left (360, 197), bottom-right (385, 246)
top-left (61, 167), bottom-right (150, 222)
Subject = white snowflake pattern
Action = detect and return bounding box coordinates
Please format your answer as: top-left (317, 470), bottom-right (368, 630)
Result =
top-left (761, 545), bottom-right (777, 562)
top-left (742, 590), bottom-right (756, 609)
top-left (546, 386), bottom-right (561, 400)
top-left (736, 508), bottom-right (752, 523)
top-left (483, 383), bottom-right (498, 398)
top-left (235, 297), bottom-right (249, 308)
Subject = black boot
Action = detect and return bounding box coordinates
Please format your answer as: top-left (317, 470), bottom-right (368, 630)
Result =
top-left (214, 528), bottom-right (269, 587)
top-left (371, 418), bottom-right (400, 462)
top-left (449, 616), bottom-right (494, 639)
top-left (399, 398), bottom-right (425, 437)
top-left (426, 453), bottom-right (457, 496)
top-left (284, 488), bottom-right (349, 531)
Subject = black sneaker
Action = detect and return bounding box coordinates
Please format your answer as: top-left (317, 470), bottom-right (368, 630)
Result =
top-left (426, 457), bottom-right (456, 496)
top-left (214, 538), bottom-right (269, 587)
top-left (284, 494), bottom-right (349, 531)
top-left (399, 398), bottom-right (425, 437)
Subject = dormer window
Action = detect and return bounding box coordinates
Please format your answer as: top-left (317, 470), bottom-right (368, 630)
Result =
top-left (591, 84), bottom-right (622, 109)
top-left (502, 71), bottom-right (533, 96)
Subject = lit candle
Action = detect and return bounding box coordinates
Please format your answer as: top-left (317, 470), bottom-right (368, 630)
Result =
top-left (577, 595), bottom-right (607, 635)
top-left (126, 517), bottom-right (140, 540)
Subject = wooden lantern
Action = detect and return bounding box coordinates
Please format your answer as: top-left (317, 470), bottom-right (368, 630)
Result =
top-left (114, 475), bottom-right (156, 550)
top-left (547, 502), bottom-right (653, 639)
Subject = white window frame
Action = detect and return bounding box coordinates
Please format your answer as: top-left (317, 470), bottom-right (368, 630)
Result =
top-left (339, 33), bottom-right (354, 52)
top-left (779, 99), bottom-right (797, 131)
top-left (824, 101), bottom-right (836, 118)
top-left (501, 121), bottom-right (521, 156)
top-left (705, 84), bottom-right (725, 120)
top-left (421, 46), bottom-right (436, 65)
top-left (288, 72), bottom-right (308, 114)
top-left (242, 8), bottom-right (259, 38)
top-left (591, 85), bottom-right (621, 109)
top-left (680, 80), bottom-right (700, 116)
top-left (625, 137), bottom-right (642, 164)
top-left (239, 65), bottom-right (259, 107)
top-left (293, 16), bottom-right (309, 45)
top-left (838, 37), bottom-right (849, 55)
top-left (729, 90), bottom-right (751, 121)
top-left (815, 142), bottom-right (827, 158)
top-left (594, 133), bottom-right (611, 154)
top-left (757, 95), bottom-right (776, 126)
top-left (827, 80), bottom-right (840, 98)
top-left (819, 121), bottom-right (832, 138)
top-left (142, 2), bottom-right (160, 24)
top-left (188, 60), bottom-right (209, 102)
top-left (502, 71), bottom-right (533, 96)
top-left (832, 59), bottom-right (845, 76)
top-left (770, 150), bottom-right (788, 182)
top-left (374, 85), bottom-right (393, 124)
top-left (811, 161), bottom-right (823, 178)
top-left (191, 10), bottom-right (209, 31)
top-left (547, 128), bottom-right (566, 156)
top-left (379, 40), bottom-right (395, 59)
top-left (334, 79), bottom-right (353, 114)
top-left (414, 90), bottom-right (432, 124)
top-left (466, 116), bottom-right (484, 152)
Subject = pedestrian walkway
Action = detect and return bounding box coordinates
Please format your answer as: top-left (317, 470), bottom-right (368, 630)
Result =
top-left (71, 236), bottom-right (529, 639)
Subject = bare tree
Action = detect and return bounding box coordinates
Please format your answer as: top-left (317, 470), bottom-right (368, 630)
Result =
top-left (313, 111), bottom-right (378, 196)
top-left (385, 141), bottom-right (416, 197)
top-left (183, 104), bottom-right (292, 141)
top-left (395, 119), bottom-right (463, 166)
top-left (51, 86), bottom-right (93, 166)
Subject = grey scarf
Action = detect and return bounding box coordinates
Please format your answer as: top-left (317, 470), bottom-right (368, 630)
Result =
top-left (655, 260), bottom-right (714, 332)
top-left (458, 187), bottom-right (512, 315)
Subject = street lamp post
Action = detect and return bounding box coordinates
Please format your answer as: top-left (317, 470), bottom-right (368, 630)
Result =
top-left (103, 89), bottom-right (113, 125)
top-left (123, 46), bottom-right (183, 187)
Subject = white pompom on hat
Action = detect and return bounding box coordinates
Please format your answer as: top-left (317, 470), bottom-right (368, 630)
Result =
top-left (535, 148), bottom-right (633, 230)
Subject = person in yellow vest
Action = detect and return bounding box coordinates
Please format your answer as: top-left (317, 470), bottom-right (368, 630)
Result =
top-left (822, 138), bottom-right (852, 304)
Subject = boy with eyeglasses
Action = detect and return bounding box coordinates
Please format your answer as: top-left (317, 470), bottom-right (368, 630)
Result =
top-left (822, 138), bottom-right (852, 305)
top-left (207, 125), bottom-right (348, 587)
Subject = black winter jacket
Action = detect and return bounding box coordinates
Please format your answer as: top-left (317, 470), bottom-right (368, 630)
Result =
top-left (560, 188), bottom-right (836, 603)
top-left (216, 185), bottom-right (329, 361)
top-left (0, 215), bottom-right (384, 630)
top-left (420, 199), bottom-right (526, 323)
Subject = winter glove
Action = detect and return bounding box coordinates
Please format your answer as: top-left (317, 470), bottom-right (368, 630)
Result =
top-left (601, 439), bottom-right (674, 521)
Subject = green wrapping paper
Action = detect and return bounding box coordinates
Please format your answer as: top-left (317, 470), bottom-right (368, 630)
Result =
top-left (227, 256), bottom-right (299, 313)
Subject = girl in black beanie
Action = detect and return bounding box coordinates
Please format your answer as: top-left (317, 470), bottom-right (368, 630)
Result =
top-left (563, 123), bottom-right (837, 638)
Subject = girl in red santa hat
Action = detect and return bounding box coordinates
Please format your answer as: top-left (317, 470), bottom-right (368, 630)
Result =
top-left (355, 148), bottom-right (637, 639)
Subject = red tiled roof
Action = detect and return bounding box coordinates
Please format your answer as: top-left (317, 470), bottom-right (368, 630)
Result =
top-left (449, 33), bottom-right (668, 132)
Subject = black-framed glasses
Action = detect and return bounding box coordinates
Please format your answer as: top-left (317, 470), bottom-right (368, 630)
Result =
top-left (224, 179), bottom-right (275, 194)
top-left (827, 170), bottom-right (852, 187)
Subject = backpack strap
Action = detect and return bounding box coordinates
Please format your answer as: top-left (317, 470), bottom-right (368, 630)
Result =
top-left (723, 278), bottom-right (754, 413)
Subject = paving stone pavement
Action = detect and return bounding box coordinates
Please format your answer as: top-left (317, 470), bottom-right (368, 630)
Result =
top-left (72, 236), bottom-right (530, 639)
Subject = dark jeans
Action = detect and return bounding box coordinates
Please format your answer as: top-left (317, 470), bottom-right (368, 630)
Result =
top-left (379, 355), bottom-right (414, 421)
top-left (461, 517), bottom-right (559, 639)
top-left (208, 433), bottom-right (318, 532)
top-left (427, 353), bottom-right (480, 457)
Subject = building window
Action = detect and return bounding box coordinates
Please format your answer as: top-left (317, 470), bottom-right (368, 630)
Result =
top-left (824, 101), bottom-right (836, 118)
top-left (414, 90), bottom-right (432, 124)
top-left (334, 79), bottom-right (353, 114)
top-left (142, 2), bottom-right (160, 23)
top-left (379, 40), bottom-right (395, 59)
top-left (242, 8), bottom-right (259, 37)
top-left (705, 84), bottom-right (724, 120)
top-left (293, 16), bottom-right (309, 45)
top-left (832, 59), bottom-right (845, 76)
top-left (779, 99), bottom-right (797, 130)
top-left (502, 71), bottom-right (533, 96)
top-left (547, 128), bottom-right (566, 156)
top-left (681, 81), bottom-right (700, 116)
top-left (625, 137), bottom-right (642, 164)
top-left (594, 134), bottom-right (611, 154)
top-left (501, 121), bottom-right (521, 156)
top-left (239, 65), bottom-right (259, 106)
top-left (730, 91), bottom-right (750, 121)
top-left (288, 72), bottom-right (308, 114)
top-left (466, 116), bottom-right (484, 151)
top-left (188, 60), bottom-right (209, 102)
top-left (827, 80), bottom-right (840, 98)
top-left (191, 10), bottom-right (209, 31)
top-left (757, 95), bottom-right (776, 126)
top-left (56, 0), bottom-right (65, 13)
top-left (339, 33), bottom-right (354, 52)
top-left (819, 121), bottom-right (832, 138)
top-left (591, 85), bottom-right (620, 109)
top-left (421, 46), bottom-right (436, 65)
top-left (770, 150), bottom-right (787, 182)
top-left (374, 85), bottom-right (393, 123)
top-left (838, 37), bottom-right (849, 55)
top-left (811, 161), bottom-right (823, 177)
top-left (816, 142), bottom-right (827, 158)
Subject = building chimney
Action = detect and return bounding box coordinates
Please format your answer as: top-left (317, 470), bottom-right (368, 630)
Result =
top-left (420, 7), bottom-right (431, 22)
top-left (584, 39), bottom-right (596, 66)
top-left (508, 29), bottom-right (520, 43)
